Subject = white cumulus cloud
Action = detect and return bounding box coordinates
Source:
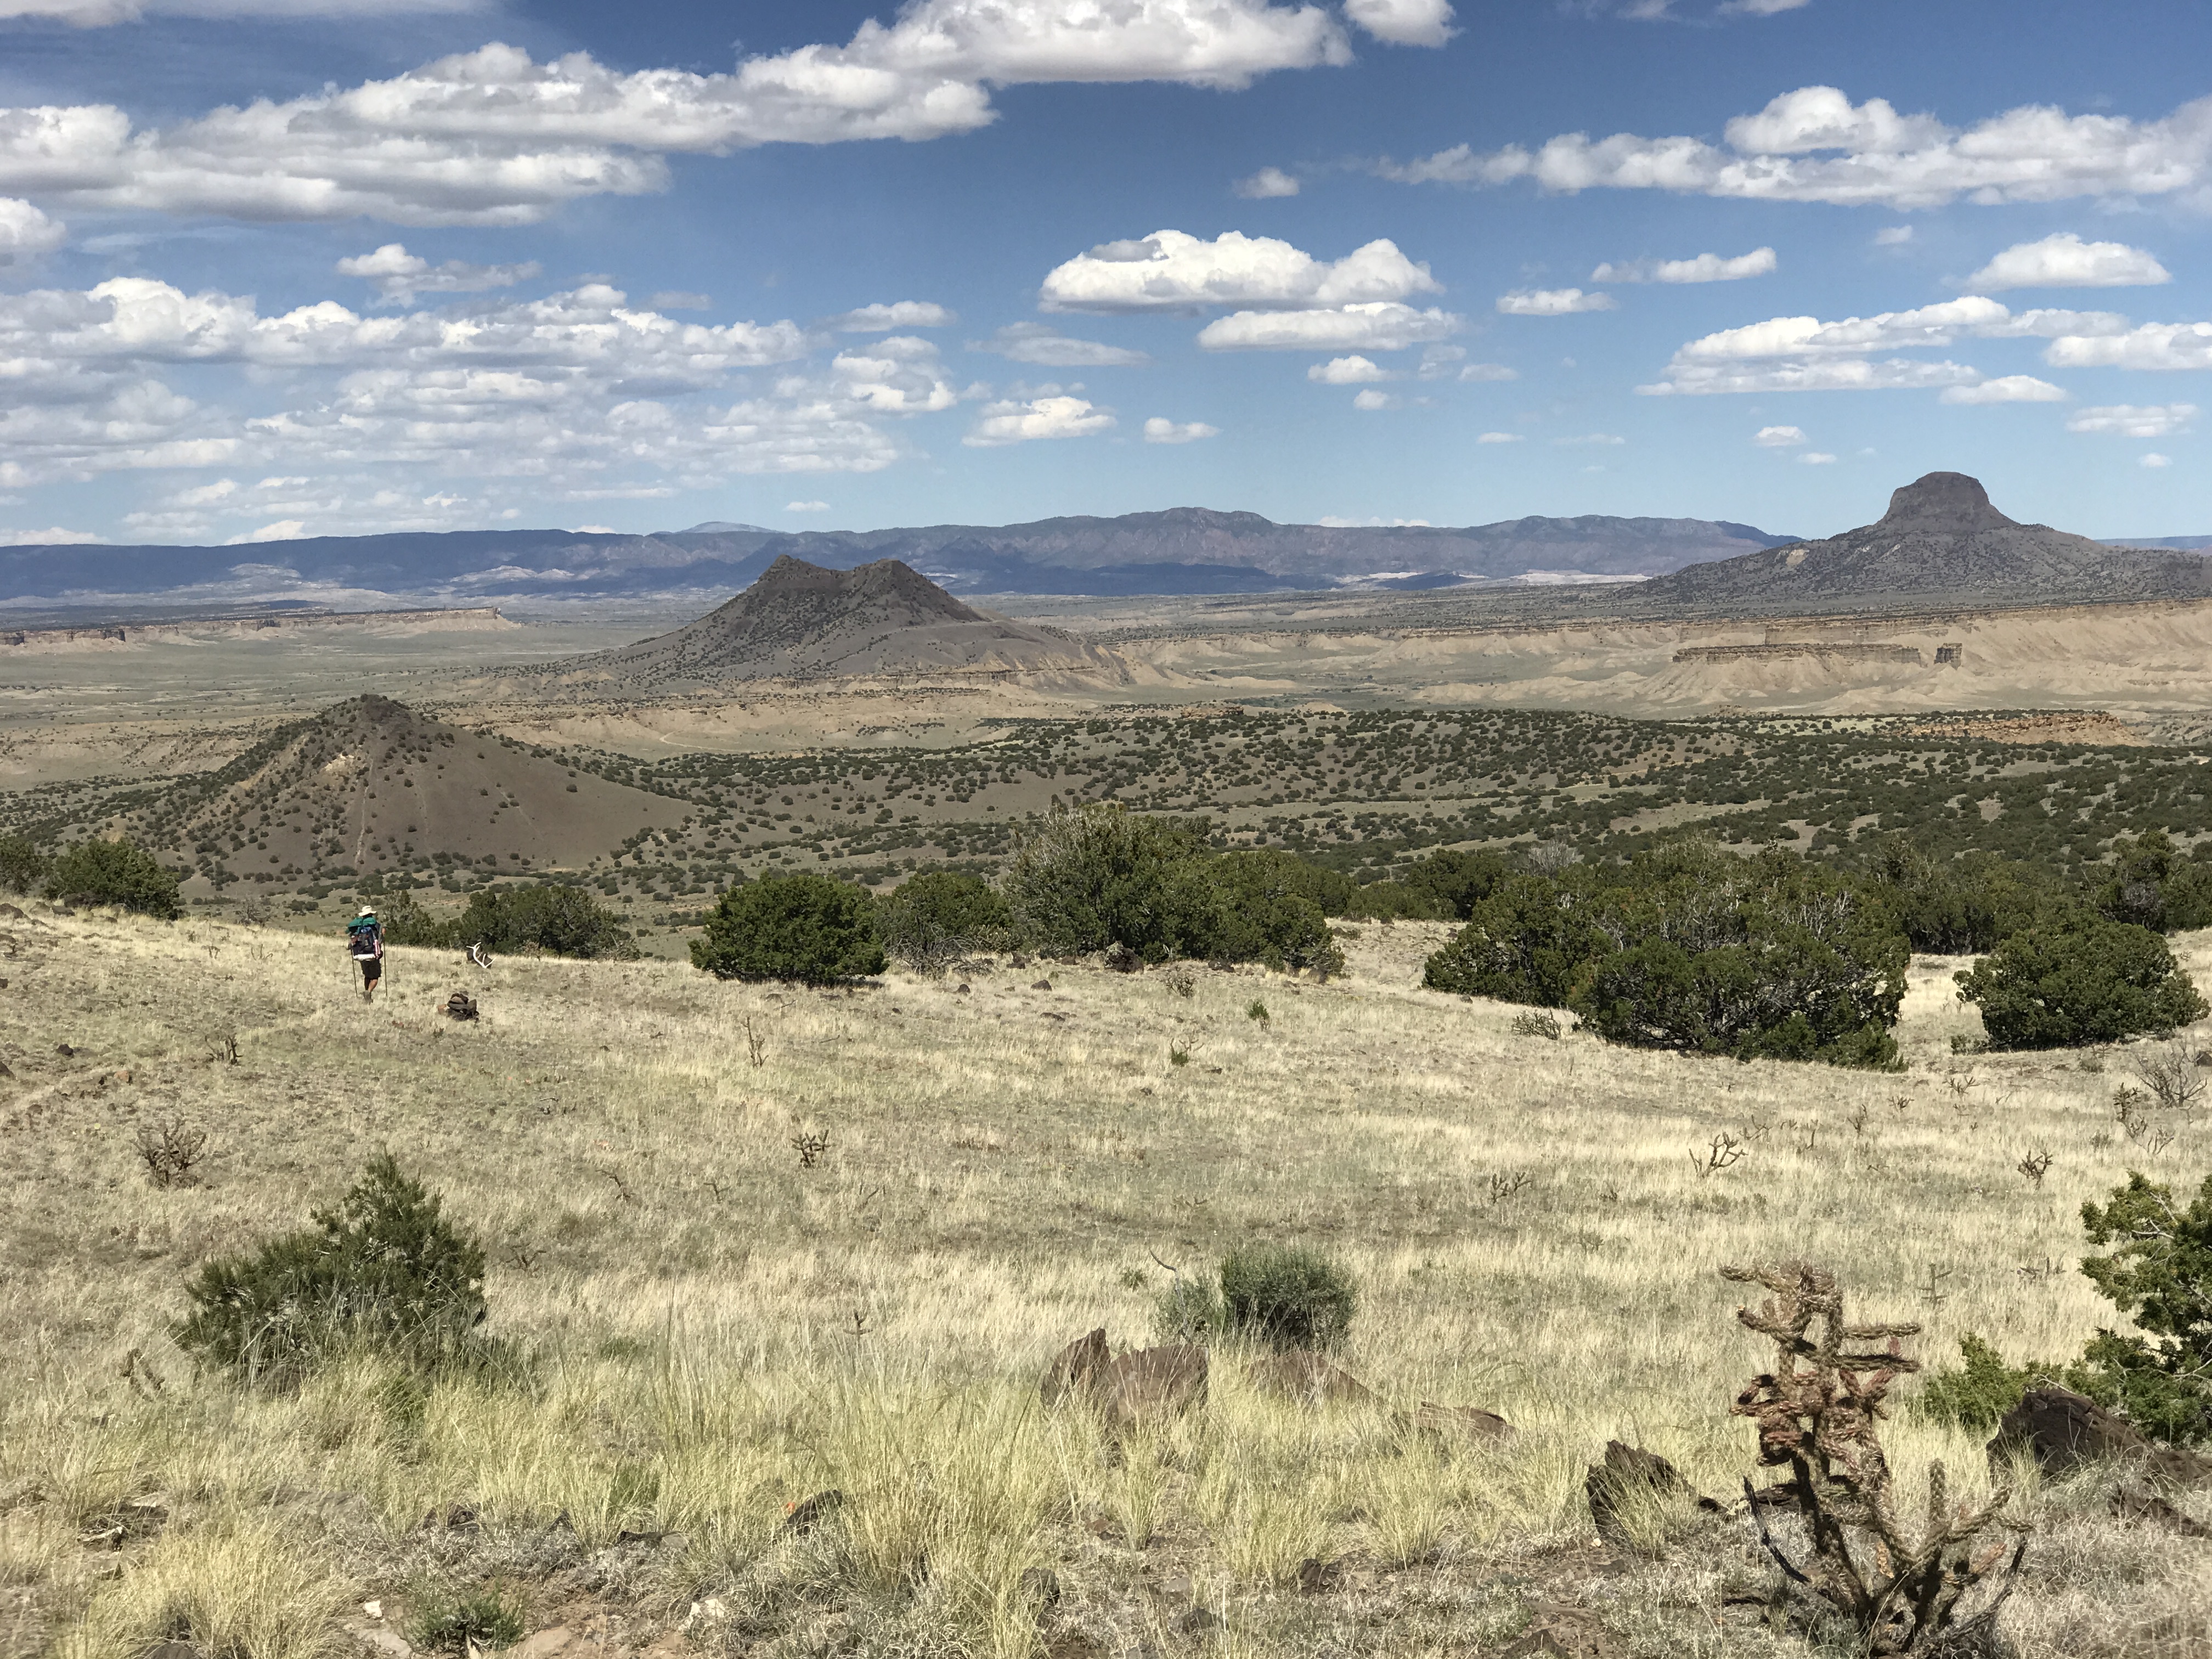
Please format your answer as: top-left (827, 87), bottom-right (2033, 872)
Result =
top-left (1308, 354), bottom-right (1392, 383)
top-left (1874, 225), bottom-right (1914, 246)
top-left (1639, 295), bottom-right (2143, 396)
top-left (1196, 302), bottom-right (1460, 351)
top-left (2044, 320), bottom-right (2212, 371)
top-left (0, 199), bottom-right (66, 259)
top-left (2066, 403), bottom-right (2196, 437)
top-left (1797, 451), bottom-right (1837, 464)
top-left (969, 322), bottom-right (1149, 367)
top-left (1457, 362), bottom-right (1517, 381)
top-left (1497, 287), bottom-right (1615, 315)
top-left (1343, 0), bottom-right (1456, 47)
top-left (1475, 431), bottom-right (1523, 443)
top-left (785, 499), bottom-right (831, 511)
top-left (1591, 247), bottom-right (1775, 284)
top-left (0, 275), bottom-right (969, 491)
top-left (1376, 84), bottom-right (2212, 211)
top-left (336, 243), bottom-right (539, 305)
top-left (0, 525), bottom-right (103, 544)
top-left (2142, 453), bottom-right (2173, 469)
top-left (1752, 425), bottom-right (1807, 446)
top-left (0, 5), bottom-right (1375, 227)
top-left (1143, 416), bottom-right (1218, 443)
top-left (1040, 229), bottom-right (1441, 312)
top-left (964, 394), bottom-right (1115, 447)
top-left (1351, 388), bottom-right (1398, 410)
top-left (828, 301), bottom-right (956, 332)
top-left (1233, 166), bottom-right (1300, 198)
top-left (1939, 375), bottom-right (2068, 404)
top-left (1965, 233), bottom-right (2171, 292)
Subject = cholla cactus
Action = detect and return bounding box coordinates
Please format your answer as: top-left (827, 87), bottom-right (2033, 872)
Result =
top-left (1722, 1262), bottom-right (2027, 1655)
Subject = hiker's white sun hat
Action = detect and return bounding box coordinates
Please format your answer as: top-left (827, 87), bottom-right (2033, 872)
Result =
top-left (358, 906), bottom-right (375, 917)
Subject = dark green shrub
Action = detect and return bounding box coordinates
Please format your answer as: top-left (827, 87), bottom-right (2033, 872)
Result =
top-left (1917, 1334), bottom-right (2043, 1432)
top-left (1217, 1242), bottom-right (1357, 1352)
top-left (691, 873), bottom-right (886, 984)
top-left (1956, 917), bottom-right (2208, 1048)
top-left (2094, 830), bottom-right (2212, 934)
top-left (1214, 849), bottom-right (1355, 918)
top-left (1400, 848), bottom-right (1513, 921)
top-left (1212, 853), bottom-right (1346, 976)
top-left (43, 837), bottom-right (182, 919)
top-left (876, 870), bottom-right (1011, 971)
top-left (1427, 847), bottom-right (1909, 1067)
top-left (449, 883), bottom-right (635, 959)
top-left (174, 1155), bottom-right (492, 1385)
top-left (1421, 872), bottom-right (1606, 1005)
top-left (407, 1584), bottom-right (525, 1655)
top-left (2072, 1171), bottom-right (2212, 1443)
top-left (0, 832), bottom-right (47, 896)
top-left (1342, 879), bottom-right (1444, 922)
top-left (376, 889), bottom-right (455, 949)
top-left (1001, 805), bottom-right (1220, 963)
top-left (1870, 842), bottom-right (2053, 954)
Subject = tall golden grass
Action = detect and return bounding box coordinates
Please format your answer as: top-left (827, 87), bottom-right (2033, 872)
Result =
top-left (1, 909), bottom-right (2206, 1655)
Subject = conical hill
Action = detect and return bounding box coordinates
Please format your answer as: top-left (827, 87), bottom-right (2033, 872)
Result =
top-left (122, 694), bottom-right (684, 887)
top-left (543, 555), bottom-right (1125, 689)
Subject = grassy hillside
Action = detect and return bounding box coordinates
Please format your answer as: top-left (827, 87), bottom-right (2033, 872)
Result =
top-left (1, 904), bottom-right (2204, 1657)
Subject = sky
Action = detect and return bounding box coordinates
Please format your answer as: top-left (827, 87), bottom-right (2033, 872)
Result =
top-left (1, 0), bottom-right (2209, 550)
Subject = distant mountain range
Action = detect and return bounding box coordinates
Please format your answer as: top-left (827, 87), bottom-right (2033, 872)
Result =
top-left (0, 507), bottom-right (1801, 612)
top-left (1640, 472), bottom-right (2212, 608)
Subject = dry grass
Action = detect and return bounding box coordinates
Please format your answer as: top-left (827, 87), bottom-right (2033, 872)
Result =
top-left (2, 907), bottom-right (2208, 1657)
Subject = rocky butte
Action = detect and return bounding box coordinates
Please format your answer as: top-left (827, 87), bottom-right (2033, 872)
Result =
top-left (1639, 472), bottom-right (2212, 609)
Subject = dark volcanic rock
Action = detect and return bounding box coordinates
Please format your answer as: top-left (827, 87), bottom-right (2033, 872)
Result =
top-left (1584, 1441), bottom-right (1719, 1543)
top-left (1641, 472), bottom-right (2212, 608)
top-left (1987, 1385), bottom-right (2212, 1487)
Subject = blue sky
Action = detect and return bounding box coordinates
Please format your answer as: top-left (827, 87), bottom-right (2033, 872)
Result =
top-left (1, 0), bottom-right (2208, 549)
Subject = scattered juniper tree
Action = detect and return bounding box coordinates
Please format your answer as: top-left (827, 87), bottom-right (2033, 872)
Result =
top-left (692, 873), bottom-right (887, 984)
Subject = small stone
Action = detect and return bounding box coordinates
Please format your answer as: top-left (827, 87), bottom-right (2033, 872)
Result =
top-left (1296, 1557), bottom-right (1339, 1594)
top-left (1018, 1566), bottom-right (1062, 1611)
top-left (362, 1601), bottom-right (382, 1621)
top-left (1032, 979), bottom-right (1053, 991)
top-left (956, 983), bottom-right (971, 995)
top-left (1175, 1607), bottom-right (1221, 1635)
top-left (356, 1630), bottom-right (412, 1658)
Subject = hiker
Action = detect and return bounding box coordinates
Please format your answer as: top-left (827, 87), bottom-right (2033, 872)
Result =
top-left (347, 905), bottom-right (385, 1001)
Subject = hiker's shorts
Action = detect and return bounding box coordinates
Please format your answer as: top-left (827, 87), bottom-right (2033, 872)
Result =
top-left (358, 956), bottom-right (382, 984)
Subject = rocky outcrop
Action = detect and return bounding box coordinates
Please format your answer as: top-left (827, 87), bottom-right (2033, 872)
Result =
top-left (550, 556), bottom-right (1126, 687)
top-left (1985, 1385), bottom-right (2211, 1487)
top-left (1642, 472), bottom-right (2212, 608)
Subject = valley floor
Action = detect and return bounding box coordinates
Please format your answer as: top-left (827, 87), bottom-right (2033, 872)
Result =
top-left (2, 906), bottom-right (2206, 1658)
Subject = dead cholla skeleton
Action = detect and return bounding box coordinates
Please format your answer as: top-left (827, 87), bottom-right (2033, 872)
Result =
top-left (1722, 1262), bottom-right (2027, 1655)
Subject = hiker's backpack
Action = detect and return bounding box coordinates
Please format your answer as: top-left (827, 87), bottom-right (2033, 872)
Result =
top-left (347, 917), bottom-right (382, 960)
